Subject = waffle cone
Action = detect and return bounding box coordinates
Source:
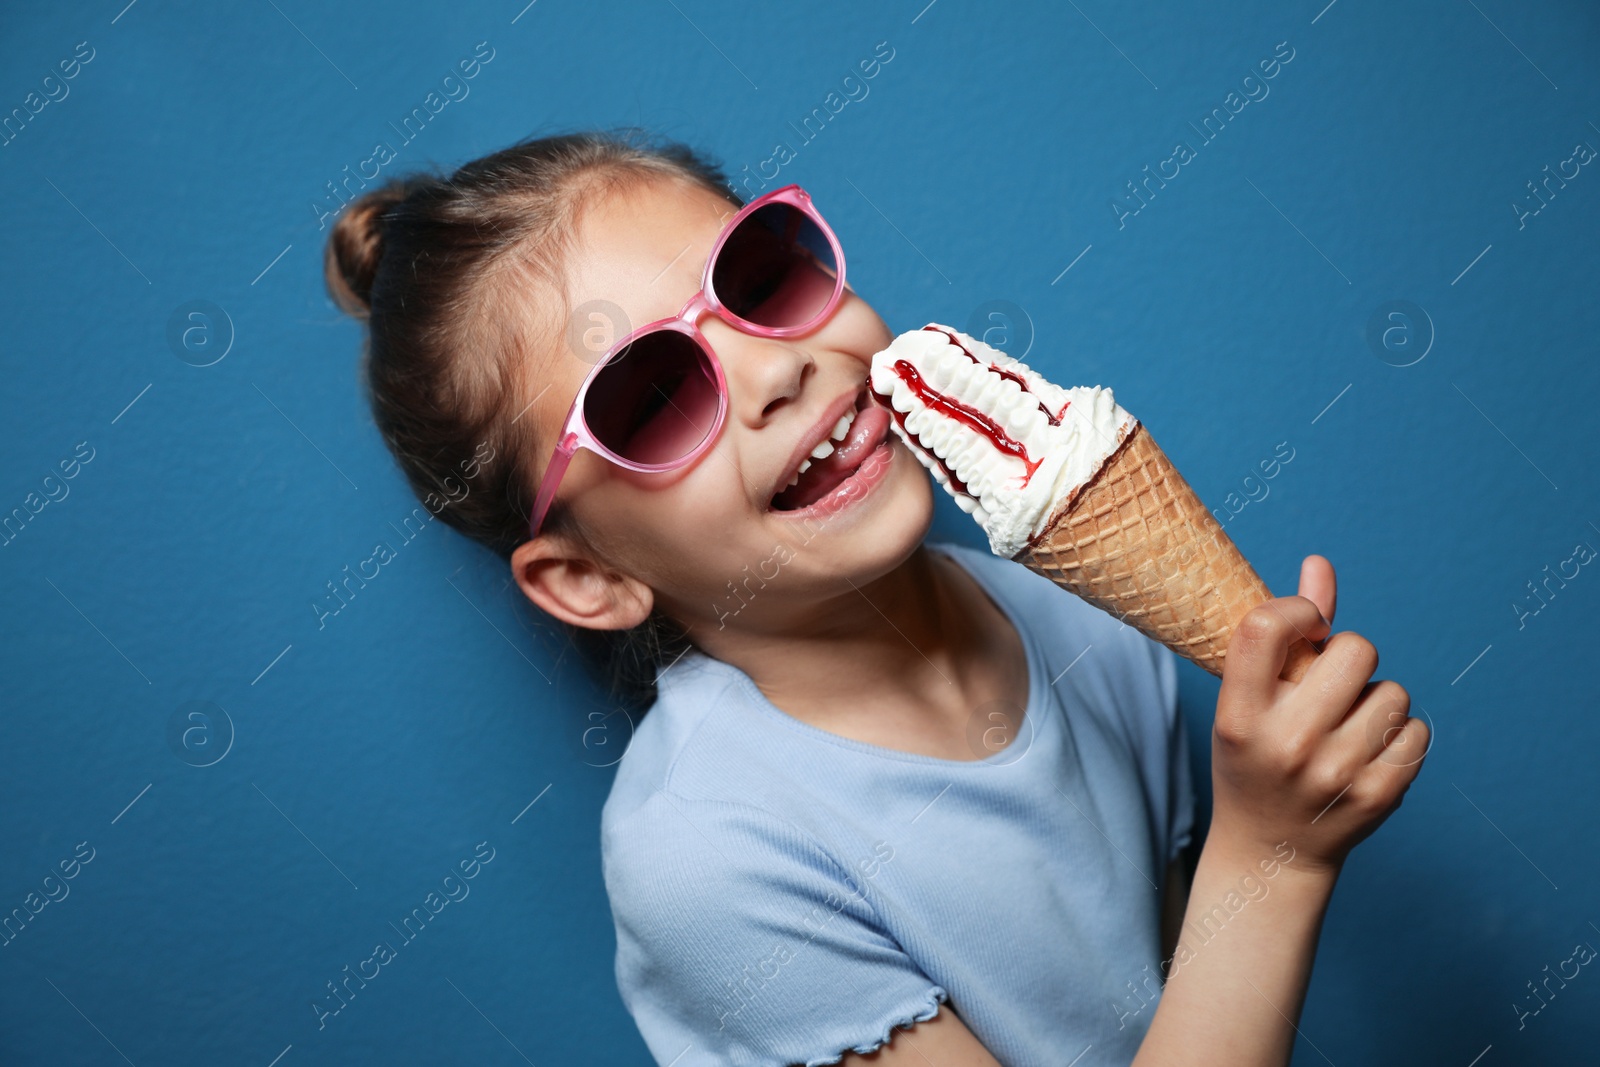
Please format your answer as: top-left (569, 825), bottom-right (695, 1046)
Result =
top-left (1012, 423), bottom-right (1317, 681)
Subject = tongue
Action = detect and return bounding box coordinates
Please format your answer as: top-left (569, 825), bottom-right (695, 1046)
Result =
top-left (772, 404), bottom-right (890, 510)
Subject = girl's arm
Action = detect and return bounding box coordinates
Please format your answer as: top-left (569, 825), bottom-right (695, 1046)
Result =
top-left (1134, 556), bottom-right (1428, 1065)
top-left (1132, 834), bottom-right (1336, 1064)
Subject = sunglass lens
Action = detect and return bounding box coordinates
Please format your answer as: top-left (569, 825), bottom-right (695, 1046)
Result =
top-left (583, 331), bottom-right (720, 466)
top-left (712, 203), bottom-right (840, 330)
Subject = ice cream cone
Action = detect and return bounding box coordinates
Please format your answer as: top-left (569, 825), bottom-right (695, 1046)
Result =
top-left (1012, 422), bottom-right (1319, 681)
top-left (867, 322), bottom-right (1318, 681)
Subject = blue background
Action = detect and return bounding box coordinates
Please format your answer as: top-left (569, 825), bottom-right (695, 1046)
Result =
top-left (2, 0), bottom-right (1596, 1063)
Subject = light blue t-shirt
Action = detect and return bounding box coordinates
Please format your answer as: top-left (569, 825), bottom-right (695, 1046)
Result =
top-left (600, 541), bottom-right (1194, 1067)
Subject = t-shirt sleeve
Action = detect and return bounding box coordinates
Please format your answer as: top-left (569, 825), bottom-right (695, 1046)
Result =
top-left (602, 790), bottom-right (948, 1067)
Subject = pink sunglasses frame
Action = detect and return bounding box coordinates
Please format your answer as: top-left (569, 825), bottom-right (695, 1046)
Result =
top-left (525, 183), bottom-right (848, 539)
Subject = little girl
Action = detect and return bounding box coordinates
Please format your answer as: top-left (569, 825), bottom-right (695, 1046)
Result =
top-left (325, 130), bottom-right (1428, 1067)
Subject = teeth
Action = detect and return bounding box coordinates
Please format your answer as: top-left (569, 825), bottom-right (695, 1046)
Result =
top-left (777, 401), bottom-right (865, 500)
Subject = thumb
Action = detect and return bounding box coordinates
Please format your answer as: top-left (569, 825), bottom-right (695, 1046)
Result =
top-left (1297, 554), bottom-right (1336, 625)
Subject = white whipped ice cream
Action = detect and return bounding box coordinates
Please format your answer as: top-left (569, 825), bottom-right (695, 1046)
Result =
top-left (869, 324), bottom-right (1137, 558)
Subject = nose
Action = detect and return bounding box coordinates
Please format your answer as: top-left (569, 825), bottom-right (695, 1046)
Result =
top-left (698, 315), bottom-right (813, 426)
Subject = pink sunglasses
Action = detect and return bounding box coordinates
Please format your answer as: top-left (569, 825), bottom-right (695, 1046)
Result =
top-left (526, 183), bottom-right (847, 539)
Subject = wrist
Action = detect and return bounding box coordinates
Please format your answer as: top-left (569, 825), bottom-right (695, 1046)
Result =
top-left (1199, 825), bottom-right (1341, 897)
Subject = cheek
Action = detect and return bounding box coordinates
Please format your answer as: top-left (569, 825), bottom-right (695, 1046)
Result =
top-left (607, 464), bottom-right (769, 602)
top-left (591, 445), bottom-right (758, 551)
top-left (824, 295), bottom-right (893, 365)
top-left (889, 446), bottom-right (936, 530)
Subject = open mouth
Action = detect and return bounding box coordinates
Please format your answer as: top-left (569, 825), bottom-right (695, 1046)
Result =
top-left (769, 387), bottom-right (892, 512)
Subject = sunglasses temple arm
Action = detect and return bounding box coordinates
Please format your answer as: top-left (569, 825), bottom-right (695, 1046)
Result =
top-left (528, 434), bottom-right (579, 539)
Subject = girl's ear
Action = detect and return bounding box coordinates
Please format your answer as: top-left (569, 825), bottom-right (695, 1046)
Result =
top-left (510, 535), bottom-right (654, 631)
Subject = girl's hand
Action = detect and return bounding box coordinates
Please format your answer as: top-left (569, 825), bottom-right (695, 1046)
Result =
top-left (1209, 555), bottom-right (1430, 877)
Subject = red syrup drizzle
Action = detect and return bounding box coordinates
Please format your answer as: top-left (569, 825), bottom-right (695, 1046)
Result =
top-left (884, 402), bottom-right (973, 498)
top-left (920, 325), bottom-right (1070, 425)
top-left (890, 359), bottom-right (1043, 486)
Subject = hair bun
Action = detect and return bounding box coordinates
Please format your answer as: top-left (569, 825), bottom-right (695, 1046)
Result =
top-left (324, 184), bottom-right (412, 318)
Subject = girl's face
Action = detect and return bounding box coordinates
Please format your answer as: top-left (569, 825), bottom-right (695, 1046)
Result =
top-left (520, 175), bottom-right (934, 635)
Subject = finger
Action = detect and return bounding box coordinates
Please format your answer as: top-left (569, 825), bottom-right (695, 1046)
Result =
top-left (1297, 555), bottom-right (1336, 626)
top-left (1301, 632), bottom-right (1381, 728)
top-left (1353, 715), bottom-right (1431, 803)
top-left (1321, 679), bottom-right (1403, 768)
top-left (1334, 678), bottom-right (1413, 758)
top-left (1220, 596), bottom-right (1333, 714)
top-left (1382, 715), bottom-right (1432, 773)
top-left (1342, 682), bottom-right (1429, 766)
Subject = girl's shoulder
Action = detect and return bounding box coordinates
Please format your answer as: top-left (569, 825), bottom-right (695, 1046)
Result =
top-left (598, 651), bottom-right (824, 855)
top-left (598, 654), bottom-right (743, 831)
